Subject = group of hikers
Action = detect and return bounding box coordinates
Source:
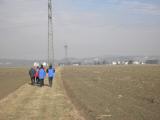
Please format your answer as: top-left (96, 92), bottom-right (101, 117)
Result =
top-left (29, 63), bottom-right (55, 87)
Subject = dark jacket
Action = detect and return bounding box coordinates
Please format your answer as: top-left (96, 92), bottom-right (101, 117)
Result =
top-left (29, 68), bottom-right (35, 78)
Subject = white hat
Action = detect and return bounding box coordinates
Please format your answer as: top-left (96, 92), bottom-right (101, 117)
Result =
top-left (43, 62), bottom-right (47, 67)
top-left (33, 62), bottom-right (37, 67)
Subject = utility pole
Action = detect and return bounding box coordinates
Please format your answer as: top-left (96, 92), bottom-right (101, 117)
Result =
top-left (48, 0), bottom-right (54, 65)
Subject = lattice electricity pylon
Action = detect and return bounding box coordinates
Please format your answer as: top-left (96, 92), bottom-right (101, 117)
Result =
top-left (64, 44), bottom-right (68, 59)
top-left (48, 0), bottom-right (54, 65)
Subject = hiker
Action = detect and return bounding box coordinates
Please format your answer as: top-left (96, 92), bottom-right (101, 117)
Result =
top-left (29, 67), bottom-right (36, 85)
top-left (46, 64), bottom-right (55, 87)
top-left (43, 62), bottom-right (47, 71)
top-left (35, 66), bottom-right (39, 84)
top-left (38, 64), bottom-right (46, 87)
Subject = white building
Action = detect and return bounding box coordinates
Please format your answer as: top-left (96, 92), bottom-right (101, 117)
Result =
top-left (117, 61), bottom-right (121, 65)
top-left (133, 61), bottom-right (140, 65)
top-left (112, 61), bottom-right (117, 65)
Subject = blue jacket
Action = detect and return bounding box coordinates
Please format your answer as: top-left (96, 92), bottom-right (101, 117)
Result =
top-left (48, 68), bottom-right (55, 78)
top-left (39, 68), bottom-right (46, 79)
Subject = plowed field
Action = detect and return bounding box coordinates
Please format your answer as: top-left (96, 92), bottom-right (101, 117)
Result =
top-left (62, 65), bottom-right (160, 120)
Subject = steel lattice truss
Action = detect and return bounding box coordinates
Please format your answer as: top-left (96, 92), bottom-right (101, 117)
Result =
top-left (48, 0), bottom-right (54, 64)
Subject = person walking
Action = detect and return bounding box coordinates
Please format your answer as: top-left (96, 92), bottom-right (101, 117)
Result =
top-left (38, 64), bottom-right (46, 87)
top-left (35, 66), bottom-right (39, 84)
top-left (46, 64), bottom-right (55, 87)
top-left (29, 67), bottom-right (36, 85)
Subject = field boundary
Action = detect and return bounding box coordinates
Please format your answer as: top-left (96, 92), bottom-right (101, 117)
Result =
top-left (58, 67), bottom-right (86, 120)
top-left (61, 68), bottom-right (93, 120)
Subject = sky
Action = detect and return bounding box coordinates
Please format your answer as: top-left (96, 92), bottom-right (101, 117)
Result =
top-left (0, 0), bottom-right (160, 60)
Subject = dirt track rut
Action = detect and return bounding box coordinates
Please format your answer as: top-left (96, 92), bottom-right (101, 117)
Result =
top-left (0, 68), bottom-right (84, 120)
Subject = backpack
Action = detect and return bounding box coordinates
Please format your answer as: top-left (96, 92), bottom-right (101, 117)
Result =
top-left (29, 68), bottom-right (35, 77)
top-left (48, 68), bottom-right (54, 77)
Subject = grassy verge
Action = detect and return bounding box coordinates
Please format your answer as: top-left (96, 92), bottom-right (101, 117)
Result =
top-left (61, 65), bottom-right (160, 120)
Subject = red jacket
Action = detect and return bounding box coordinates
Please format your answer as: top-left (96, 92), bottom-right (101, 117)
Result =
top-left (35, 68), bottom-right (39, 77)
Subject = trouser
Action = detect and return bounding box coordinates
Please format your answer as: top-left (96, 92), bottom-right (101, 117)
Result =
top-left (31, 77), bottom-right (35, 85)
top-left (36, 77), bottom-right (39, 84)
top-left (40, 79), bottom-right (44, 87)
top-left (49, 77), bottom-right (53, 87)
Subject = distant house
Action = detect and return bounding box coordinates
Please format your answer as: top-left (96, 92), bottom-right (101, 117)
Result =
top-left (145, 60), bottom-right (159, 64)
top-left (117, 61), bottom-right (121, 65)
top-left (124, 61), bottom-right (128, 65)
top-left (133, 61), bottom-right (140, 65)
top-left (128, 60), bottom-right (133, 64)
top-left (112, 61), bottom-right (117, 65)
top-left (141, 62), bottom-right (145, 65)
top-left (72, 64), bottom-right (79, 66)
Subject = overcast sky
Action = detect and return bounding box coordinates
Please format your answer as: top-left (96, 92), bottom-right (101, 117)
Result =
top-left (0, 0), bottom-right (160, 60)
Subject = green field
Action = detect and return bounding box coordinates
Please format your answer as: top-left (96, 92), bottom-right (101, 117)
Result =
top-left (0, 68), bottom-right (29, 100)
top-left (61, 65), bottom-right (160, 120)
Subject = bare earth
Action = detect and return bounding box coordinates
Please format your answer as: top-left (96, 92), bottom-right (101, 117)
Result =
top-left (0, 68), bottom-right (84, 120)
top-left (62, 65), bottom-right (160, 120)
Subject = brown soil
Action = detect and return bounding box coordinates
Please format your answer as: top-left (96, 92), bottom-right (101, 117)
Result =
top-left (61, 65), bottom-right (160, 120)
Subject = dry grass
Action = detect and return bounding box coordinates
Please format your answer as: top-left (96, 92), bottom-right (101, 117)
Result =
top-left (61, 65), bottom-right (160, 120)
top-left (0, 67), bottom-right (29, 100)
top-left (0, 67), bottom-right (85, 120)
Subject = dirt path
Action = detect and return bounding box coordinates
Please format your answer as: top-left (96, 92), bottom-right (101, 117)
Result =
top-left (0, 68), bottom-right (84, 120)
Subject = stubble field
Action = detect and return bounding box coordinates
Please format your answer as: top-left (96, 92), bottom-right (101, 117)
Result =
top-left (0, 68), bottom-right (29, 100)
top-left (61, 65), bottom-right (160, 120)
